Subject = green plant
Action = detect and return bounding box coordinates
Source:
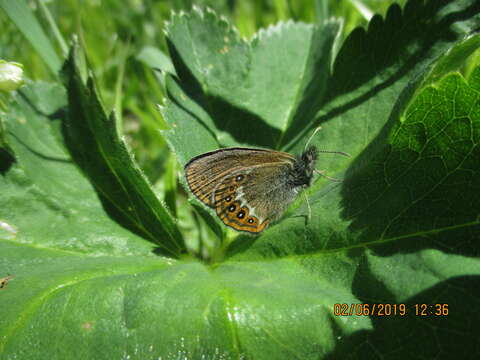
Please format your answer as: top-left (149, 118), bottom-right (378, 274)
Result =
top-left (1, 0), bottom-right (479, 359)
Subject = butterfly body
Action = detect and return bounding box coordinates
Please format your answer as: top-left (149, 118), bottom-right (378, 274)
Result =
top-left (185, 146), bottom-right (318, 233)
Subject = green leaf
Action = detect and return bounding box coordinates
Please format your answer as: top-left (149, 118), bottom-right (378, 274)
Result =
top-left (314, 0), bottom-right (329, 24)
top-left (59, 45), bottom-right (184, 256)
top-left (136, 45), bottom-right (176, 76)
top-left (163, 152), bottom-right (178, 218)
top-left (282, 0), bottom-right (480, 161)
top-left (341, 69), bottom-right (480, 249)
top-left (422, 33), bottom-right (480, 86)
top-left (162, 7), bottom-right (341, 161)
top-left (1, 81), bottom-right (154, 256)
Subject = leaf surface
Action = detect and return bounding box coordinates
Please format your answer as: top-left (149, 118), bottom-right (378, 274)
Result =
top-left (61, 49), bottom-right (184, 256)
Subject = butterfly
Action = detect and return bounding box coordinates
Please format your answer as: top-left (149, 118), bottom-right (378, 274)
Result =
top-left (184, 145), bottom-right (349, 233)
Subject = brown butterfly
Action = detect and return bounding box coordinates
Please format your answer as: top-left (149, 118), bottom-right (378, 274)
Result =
top-left (185, 145), bottom-right (348, 233)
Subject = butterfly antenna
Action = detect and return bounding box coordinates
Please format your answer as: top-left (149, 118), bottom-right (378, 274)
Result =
top-left (304, 127), bottom-right (352, 159)
top-left (317, 149), bottom-right (351, 158)
top-left (314, 169), bottom-right (344, 182)
top-left (304, 126), bottom-right (322, 151)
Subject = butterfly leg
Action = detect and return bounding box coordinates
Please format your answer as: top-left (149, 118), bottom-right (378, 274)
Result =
top-left (303, 191), bottom-right (311, 224)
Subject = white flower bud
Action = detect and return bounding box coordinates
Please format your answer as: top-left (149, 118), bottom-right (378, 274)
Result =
top-left (0, 61), bottom-right (24, 92)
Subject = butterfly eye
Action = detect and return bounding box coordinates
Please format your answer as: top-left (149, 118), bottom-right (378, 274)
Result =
top-left (247, 218), bottom-right (255, 224)
top-left (235, 175), bottom-right (244, 182)
top-left (227, 204), bottom-right (236, 212)
top-left (225, 195), bottom-right (233, 202)
top-left (237, 210), bottom-right (246, 219)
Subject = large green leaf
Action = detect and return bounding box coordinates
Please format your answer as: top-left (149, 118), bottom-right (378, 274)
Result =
top-left (1, 81), bottom-right (154, 256)
top-left (162, 7), bottom-right (340, 160)
top-left (1, 1), bottom-right (480, 359)
top-left (60, 47), bottom-right (184, 256)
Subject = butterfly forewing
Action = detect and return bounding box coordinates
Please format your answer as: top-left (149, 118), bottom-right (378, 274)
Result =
top-left (185, 148), bottom-right (294, 207)
top-left (185, 148), bottom-right (295, 233)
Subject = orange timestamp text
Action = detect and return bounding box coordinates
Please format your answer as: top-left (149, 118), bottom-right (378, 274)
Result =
top-left (333, 303), bottom-right (449, 317)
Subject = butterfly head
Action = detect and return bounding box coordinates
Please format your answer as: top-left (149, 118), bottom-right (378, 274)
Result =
top-left (290, 146), bottom-right (318, 188)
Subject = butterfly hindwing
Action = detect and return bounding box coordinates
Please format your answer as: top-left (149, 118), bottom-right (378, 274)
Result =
top-left (212, 163), bottom-right (297, 233)
top-left (212, 167), bottom-right (266, 233)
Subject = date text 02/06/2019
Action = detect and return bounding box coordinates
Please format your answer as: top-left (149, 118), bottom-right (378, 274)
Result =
top-left (333, 303), bottom-right (449, 317)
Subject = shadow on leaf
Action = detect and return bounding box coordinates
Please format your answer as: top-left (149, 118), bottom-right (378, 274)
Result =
top-left (326, 275), bottom-right (480, 359)
top-left (166, 38), bottom-right (282, 149)
top-left (341, 68), bottom-right (480, 258)
top-left (282, 0), bottom-right (480, 150)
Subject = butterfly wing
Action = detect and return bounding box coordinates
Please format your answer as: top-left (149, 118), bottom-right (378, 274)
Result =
top-left (185, 148), bottom-right (296, 233)
top-left (213, 163), bottom-right (300, 232)
top-left (185, 147), bottom-right (294, 207)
